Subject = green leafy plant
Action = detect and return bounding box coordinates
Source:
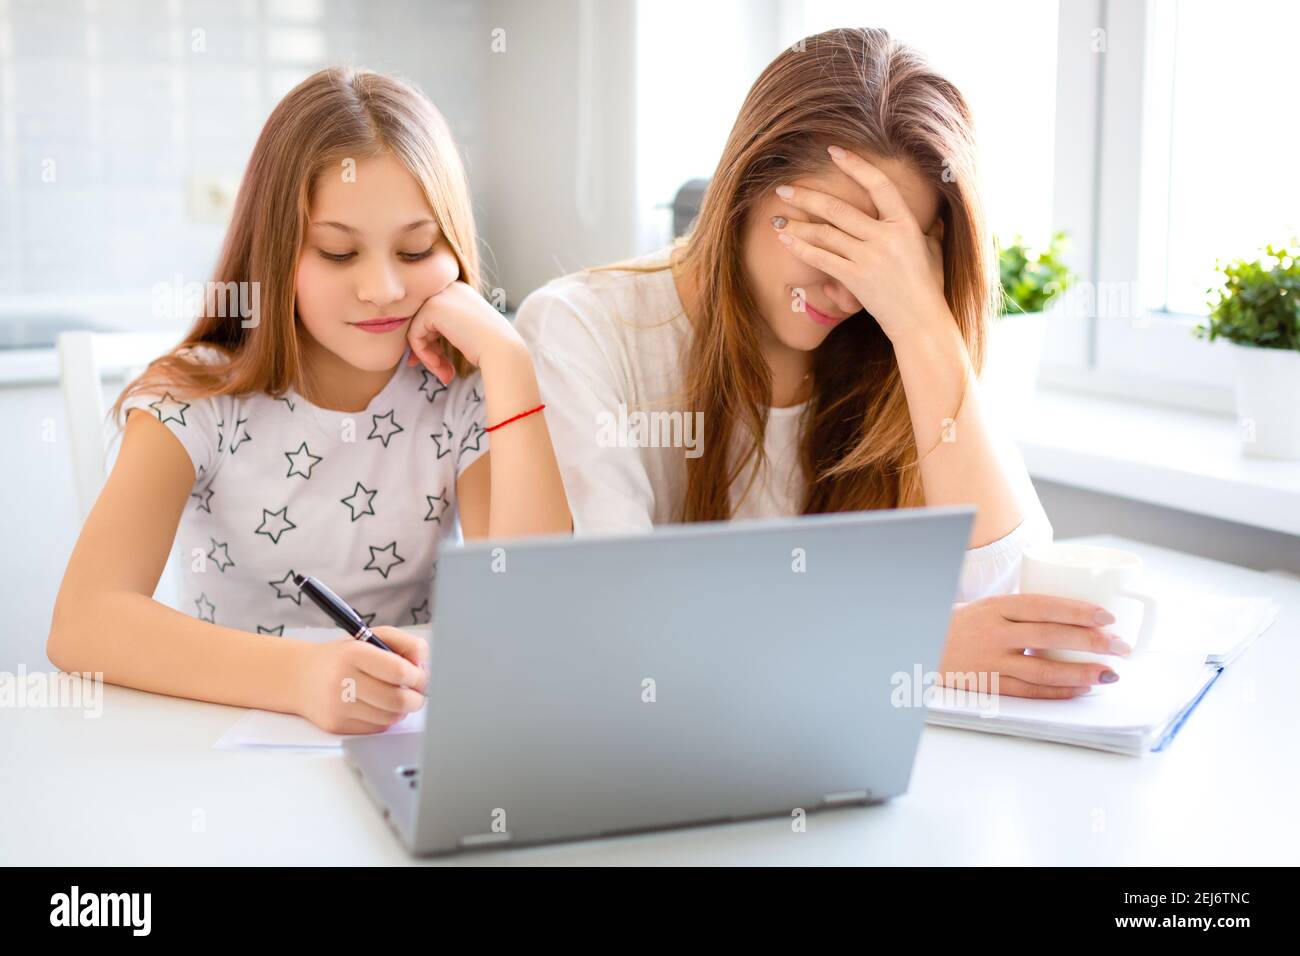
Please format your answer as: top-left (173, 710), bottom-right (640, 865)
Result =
top-left (996, 231), bottom-right (1073, 317)
top-left (1194, 242), bottom-right (1300, 351)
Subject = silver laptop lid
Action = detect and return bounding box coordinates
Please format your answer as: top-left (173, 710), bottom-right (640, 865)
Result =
top-left (415, 505), bottom-right (974, 853)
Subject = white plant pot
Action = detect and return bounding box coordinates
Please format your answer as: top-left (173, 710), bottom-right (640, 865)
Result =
top-left (981, 311), bottom-right (1047, 426)
top-left (1230, 342), bottom-right (1300, 460)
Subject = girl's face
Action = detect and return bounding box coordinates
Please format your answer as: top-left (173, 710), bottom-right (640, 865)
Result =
top-left (742, 155), bottom-right (942, 353)
top-left (295, 151), bottom-right (460, 373)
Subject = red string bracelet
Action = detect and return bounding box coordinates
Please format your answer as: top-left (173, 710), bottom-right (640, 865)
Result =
top-left (484, 403), bottom-right (546, 433)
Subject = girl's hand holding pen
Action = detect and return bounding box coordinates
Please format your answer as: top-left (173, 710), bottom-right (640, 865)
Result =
top-left (294, 626), bottom-right (429, 735)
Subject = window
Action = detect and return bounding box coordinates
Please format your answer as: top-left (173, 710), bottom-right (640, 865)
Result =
top-left (1140, 0), bottom-right (1300, 317)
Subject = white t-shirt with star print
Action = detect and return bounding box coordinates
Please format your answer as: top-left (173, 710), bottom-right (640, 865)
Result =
top-left (113, 343), bottom-right (489, 635)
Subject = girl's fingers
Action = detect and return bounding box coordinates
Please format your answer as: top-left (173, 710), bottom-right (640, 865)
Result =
top-left (353, 642), bottom-right (429, 695)
top-left (354, 671), bottom-right (426, 714)
top-left (826, 145), bottom-right (915, 225)
top-left (773, 216), bottom-right (860, 260)
top-left (774, 183), bottom-right (878, 240)
top-left (775, 230), bottom-right (856, 288)
top-left (409, 333), bottom-right (455, 385)
top-left (338, 697), bottom-right (407, 729)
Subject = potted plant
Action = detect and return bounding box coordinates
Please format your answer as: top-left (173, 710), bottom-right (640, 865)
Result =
top-left (1194, 242), bottom-right (1300, 460)
top-left (983, 231), bottom-right (1073, 423)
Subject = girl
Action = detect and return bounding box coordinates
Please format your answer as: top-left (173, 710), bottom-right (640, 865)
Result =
top-left (514, 28), bottom-right (1128, 700)
top-left (47, 68), bottom-right (571, 734)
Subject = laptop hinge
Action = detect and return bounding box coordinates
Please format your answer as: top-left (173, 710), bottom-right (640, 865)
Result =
top-left (458, 832), bottom-right (514, 848)
top-left (822, 789), bottom-right (871, 806)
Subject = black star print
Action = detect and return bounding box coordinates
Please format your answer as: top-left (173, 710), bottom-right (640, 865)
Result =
top-left (418, 369), bottom-right (448, 403)
top-left (340, 481), bottom-right (378, 521)
top-left (148, 391), bottom-right (190, 426)
top-left (458, 422), bottom-right (487, 458)
top-left (468, 386), bottom-right (482, 406)
top-left (228, 416), bottom-right (252, 453)
top-left (358, 611), bottom-right (376, 628)
top-left (195, 593), bottom-right (215, 623)
top-left (191, 485), bottom-right (215, 513)
top-left (216, 418), bottom-right (224, 453)
top-left (364, 541), bottom-right (406, 579)
top-left (409, 598), bottom-right (430, 625)
top-left (284, 441), bottom-right (323, 479)
top-left (269, 569), bottom-right (302, 604)
top-left (255, 505), bottom-right (296, 544)
top-left (424, 489), bottom-right (450, 523)
top-left (257, 624), bottom-right (284, 636)
top-left (368, 409), bottom-right (404, 447)
top-left (206, 537), bottom-right (234, 572)
top-left (431, 422), bottom-right (453, 459)
top-left (276, 395), bottom-right (296, 412)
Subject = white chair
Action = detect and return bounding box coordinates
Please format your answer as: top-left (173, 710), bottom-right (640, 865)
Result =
top-left (56, 331), bottom-right (189, 609)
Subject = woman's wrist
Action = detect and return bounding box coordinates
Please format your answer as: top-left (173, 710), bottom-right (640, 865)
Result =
top-left (892, 306), bottom-right (970, 377)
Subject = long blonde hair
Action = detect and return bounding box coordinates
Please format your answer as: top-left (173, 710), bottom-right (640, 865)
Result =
top-left (111, 66), bottom-right (480, 429)
top-left (650, 28), bottom-right (997, 522)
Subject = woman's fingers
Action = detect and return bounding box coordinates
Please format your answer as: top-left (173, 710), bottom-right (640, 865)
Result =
top-left (772, 215), bottom-right (860, 260)
top-left (826, 145), bottom-right (915, 225)
top-left (976, 675), bottom-right (1090, 700)
top-left (774, 230), bottom-right (856, 287)
top-left (1010, 620), bottom-right (1130, 657)
top-left (988, 592), bottom-right (1116, 628)
top-left (1003, 651), bottom-right (1119, 687)
top-left (774, 182), bottom-right (879, 240)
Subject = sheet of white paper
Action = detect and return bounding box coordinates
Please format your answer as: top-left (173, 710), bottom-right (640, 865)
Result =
top-left (214, 706), bottom-right (425, 752)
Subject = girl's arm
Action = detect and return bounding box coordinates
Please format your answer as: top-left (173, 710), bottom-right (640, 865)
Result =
top-left (456, 339), bottom-right (572, 540)
top-left (48, 411), bottom-right (426, 732)
top-left (406, 281), bottom-right (572, 540)
top-left (47, 410), bottom-right (312, 709)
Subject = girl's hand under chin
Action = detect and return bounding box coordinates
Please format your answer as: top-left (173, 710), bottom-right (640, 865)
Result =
top-left (770, 145), bottom-right (950, 346)
top-left (405, 280), bottom-right (523, 383)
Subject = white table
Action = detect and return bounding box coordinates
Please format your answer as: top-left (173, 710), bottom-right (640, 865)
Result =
top-left (4, 534), bottom-right (1297, 865)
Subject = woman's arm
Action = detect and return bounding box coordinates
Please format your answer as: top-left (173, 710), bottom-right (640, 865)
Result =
top-left (769, 145), bottom-right (1023, 547)
top-left (891, 319), bottom-right (1023, 547)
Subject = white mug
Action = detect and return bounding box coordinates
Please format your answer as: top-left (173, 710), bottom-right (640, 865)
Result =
top-left (1018, 543), bottom-right (1161, 668)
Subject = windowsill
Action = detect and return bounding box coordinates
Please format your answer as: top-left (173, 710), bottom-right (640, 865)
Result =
top-left (1015, 386), bottom-right (1300, 538)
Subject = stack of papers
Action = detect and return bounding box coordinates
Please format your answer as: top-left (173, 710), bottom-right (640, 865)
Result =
top-left (925, 592), bottom-right (1280, 755)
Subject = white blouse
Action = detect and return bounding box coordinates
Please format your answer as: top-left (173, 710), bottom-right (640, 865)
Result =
top-left (514, 248), bottom-right (1054, 603)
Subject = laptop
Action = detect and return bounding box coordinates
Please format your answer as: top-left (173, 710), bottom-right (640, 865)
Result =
top-left (342, 505), bottom-right (974, 856)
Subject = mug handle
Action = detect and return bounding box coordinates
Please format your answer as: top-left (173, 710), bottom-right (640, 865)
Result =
top-left (1117, 588), bottom-right (1159, 654)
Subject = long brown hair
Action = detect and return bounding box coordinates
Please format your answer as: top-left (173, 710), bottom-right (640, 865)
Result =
top-left (645, 28), bottom-right (997, 522)
top-left (110, 66), bottom-right (481, 431)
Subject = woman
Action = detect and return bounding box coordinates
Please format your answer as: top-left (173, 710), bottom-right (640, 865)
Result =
top-left (514, 28), bottom-right (1128, 699)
